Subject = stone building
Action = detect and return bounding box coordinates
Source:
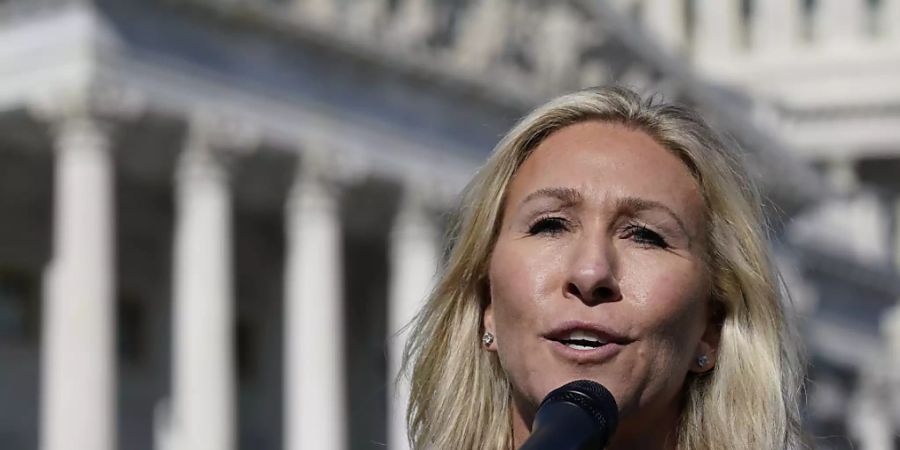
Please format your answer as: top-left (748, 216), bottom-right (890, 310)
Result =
top-left (617, 1), bottom-right (900, 448)
top-left (0, 0), bottom-right (895, 449)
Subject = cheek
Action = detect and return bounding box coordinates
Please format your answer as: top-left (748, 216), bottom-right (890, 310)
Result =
top-left (621, 257), bottom-right (710, 373)
top-left (488, 241), bottom-right (564, 324)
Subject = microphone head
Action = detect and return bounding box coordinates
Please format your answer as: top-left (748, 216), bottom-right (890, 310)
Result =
top-left (539, 380), bottom-right (619, 440)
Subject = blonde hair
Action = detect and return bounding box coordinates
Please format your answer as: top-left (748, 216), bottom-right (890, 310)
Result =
top-left (402, 86), bottom-right (805, 449)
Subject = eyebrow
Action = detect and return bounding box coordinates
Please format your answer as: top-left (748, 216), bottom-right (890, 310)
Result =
top-left (518, 188), bottom-right (691, 236)
top-left (519, 187), bottom-right (583, 208)
top-left (615, 196), bottom-right (690, 237)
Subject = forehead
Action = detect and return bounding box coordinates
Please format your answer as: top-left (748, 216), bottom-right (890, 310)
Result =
top-left (507, 121), bottom-right (706, 225)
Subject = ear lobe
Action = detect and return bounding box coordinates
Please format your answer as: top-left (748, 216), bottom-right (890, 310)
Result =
top-left (482, 303), bottom-right (496, 351)
top-left (690, 302), bottom-right (723, 374)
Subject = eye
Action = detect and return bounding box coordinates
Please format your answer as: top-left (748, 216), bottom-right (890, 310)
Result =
top-left (622, 224), bottom-right (669, 249)
top-left (527, 216), bottom-right (569, 236)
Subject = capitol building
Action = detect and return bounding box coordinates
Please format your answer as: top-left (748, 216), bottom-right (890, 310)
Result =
top-left (0, 0), bottom-right (898, 449)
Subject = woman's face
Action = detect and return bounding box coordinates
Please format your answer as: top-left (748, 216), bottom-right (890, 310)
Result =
top-left (485, 121), bottom-right (719, 445)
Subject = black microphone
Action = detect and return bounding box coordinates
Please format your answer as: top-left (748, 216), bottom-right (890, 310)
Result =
top-left (518, 380), bottom-right (618, 450)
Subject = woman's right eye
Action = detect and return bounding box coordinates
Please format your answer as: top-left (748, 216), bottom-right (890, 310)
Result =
top-left (527, 217), bottom-right (569, 236)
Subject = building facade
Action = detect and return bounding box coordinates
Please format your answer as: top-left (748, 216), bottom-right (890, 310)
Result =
top-left (0, 0), bottom-right (896, 449)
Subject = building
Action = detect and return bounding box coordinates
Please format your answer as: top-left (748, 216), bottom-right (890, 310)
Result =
top-left (0, 0), bottom-right (895, 449)
top-left (616, 1), bottom-right (900, 448)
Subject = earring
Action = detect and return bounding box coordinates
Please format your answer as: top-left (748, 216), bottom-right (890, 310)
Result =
top-left (482, 332), bottom-right (495, 346)
top-left (697, 355), bottom-right (709, 368)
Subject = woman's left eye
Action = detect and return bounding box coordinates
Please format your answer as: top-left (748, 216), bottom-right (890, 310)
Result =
top-left (622, 225), bottom-right (669, 249)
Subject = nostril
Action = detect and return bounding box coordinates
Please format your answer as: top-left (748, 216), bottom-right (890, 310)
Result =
top-left (567, 283), bottom-right (618, 304)
top-left (592, 286), bottom-right (616, 301)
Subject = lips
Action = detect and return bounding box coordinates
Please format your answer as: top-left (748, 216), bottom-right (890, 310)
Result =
top-left (555, 329), bottom-right (608, 350)
top-left (544, 321), bottom-right (629, 351)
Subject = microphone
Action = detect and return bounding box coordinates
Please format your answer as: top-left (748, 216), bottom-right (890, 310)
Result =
top-left (518, 380), bottom-right (618, 450)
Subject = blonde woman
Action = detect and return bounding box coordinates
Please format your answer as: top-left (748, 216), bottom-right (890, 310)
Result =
top-left (402, 86), bottom-right (805, 449)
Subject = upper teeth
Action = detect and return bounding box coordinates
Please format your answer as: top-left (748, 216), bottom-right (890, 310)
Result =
top-left (565, 330), bottom-right (607, 344)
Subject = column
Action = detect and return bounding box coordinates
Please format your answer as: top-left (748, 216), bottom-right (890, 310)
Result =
top-left (693, 0), bottom-right (740, 58)
top-left (814, 0), bottom-right (867, 45)
top-left (291, 0), bottom-right (337, 28)
top-left (453, 0), bottom-right (510, 73)
top-left (284, 163), bottom-right (346, 450)
top-left (40, 115), bottom-right (115, 450)
top-left (751, 0), bottom-right (801, 53)
top-left (642, 0), bottom-right (686, 50)
top-left (823, 157), bottom-right (858, 195)
top-left (881, 0), bottom-right (900, 40)
top-left (345, 0), bottom-right (389, 37)
top-left (892, 196), bottom-right (900, 273)
top-left (848, 376), bottom-right (894, 450)
top-left (389, 0), bottom-right (435, 46)
top-left (387, 192), bottom-right (438, 450)
top-left (171, 133), bottom-right (235, 450)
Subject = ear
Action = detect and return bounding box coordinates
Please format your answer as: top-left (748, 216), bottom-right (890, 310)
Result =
top-left (482, 301), bottom-right (497, 352)
top-left (689, 302), bottom-right (723, 374)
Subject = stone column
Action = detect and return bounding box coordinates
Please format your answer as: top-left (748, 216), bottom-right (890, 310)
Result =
top-left (642, 0), bottom-right (686, 50)
top-left (41, 115), bottom-right (116, 450)
top-left (752, 0), bottom-right (801, 53)
top-left (814, 0), bottom-right (867, 45)
top-left (171, 132), bottom-right (235, 450)
top-left (892, 196), bottom-right (900, 272)
top-left (453, 0), bottom-right (510, 73)
top-left (390, 0), bottom-right (435, 46)
top-left (387, 192), bottom-right (439, 450)
top-left (881, 303), bottom-right (900, 430)
top-left (693, 0), bottom-right (740, 58)
top-left (849, 365), bottom-right (895, 450)
top-left (882, 0), bottom-right (900, 40)
top-left (284, 162), bottom-right (346, 450)
top-left (291, 0), bottom-right (337, 28)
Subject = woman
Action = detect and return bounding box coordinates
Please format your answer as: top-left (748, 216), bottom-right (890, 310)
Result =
top-left (402, 87), bottom-right (805, 449)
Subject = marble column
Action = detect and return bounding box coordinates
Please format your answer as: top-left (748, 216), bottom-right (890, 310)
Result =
top-left (292, 0), bottom-right (337, 28)
top-left (814, 0), bottom-right (867, 45)
top-left (171, 133), bottom-right (235, 450)
top-left (882, 0), bottom-right (900, 40)
top-left (284, 164), bottom-right (346, 450)
top-left (387, 192), bottom-right (438, 450)
top-left (41, 115), bottom-right (116, 450)
top-left (693, 0), bottom-right (740, 58)
top-left (390, 0), bottom-right (434, 46)
top-left (453, 0), bottom-right (509, 73)
top-left (849, 376), bottom-right (894, 450)
top-left (751, 0), bottom-right (801, 53)
top-left (642, 0), bottom-right (685, 50)
top-left (892, 196), bottom-right (900, 272)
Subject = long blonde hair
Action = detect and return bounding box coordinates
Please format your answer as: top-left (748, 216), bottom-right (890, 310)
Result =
top-left (402, 86), bottom-right (805, 449)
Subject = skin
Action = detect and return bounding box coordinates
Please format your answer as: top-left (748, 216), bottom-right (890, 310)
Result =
top-left (483, 121), bottom-right (721, 449)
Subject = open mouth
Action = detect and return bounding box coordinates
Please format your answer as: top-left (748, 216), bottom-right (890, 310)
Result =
top-left (552, 329), bottom-right (608, 351)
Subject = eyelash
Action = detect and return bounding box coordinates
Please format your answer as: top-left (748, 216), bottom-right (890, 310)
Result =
top-left (527, 216), bottom-right (569, 236)
top-left (527, 217), bottom-right (670, 249)
top-left (621, 224), bottom-right (669, 249)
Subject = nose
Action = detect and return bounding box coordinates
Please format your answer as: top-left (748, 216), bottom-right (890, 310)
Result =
top-left (565, 239), bottom-right (621, 306)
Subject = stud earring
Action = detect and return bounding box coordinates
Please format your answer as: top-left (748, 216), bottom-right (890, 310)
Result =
top-left (482, 332), bottom-right (495, 346)
top-left (697, 355), bottom-right (709, 368)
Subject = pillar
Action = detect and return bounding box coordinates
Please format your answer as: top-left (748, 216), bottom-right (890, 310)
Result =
top-left (752, 0), bottom-right (801, 53)
top-left (693, 0), bottom-right (740, 58)
top-left (814, 0), bottom-right (867, 45)
top-left (642, 0), bottom-right (686, 50)
top-left (171, 133), bottom-right (236, 450)
top-left (40, 115), bottom-right (116, 450)
top-left (387, 192), bottom-right (438, 450)
top-left (284, 162), bottom-right (346, 450)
